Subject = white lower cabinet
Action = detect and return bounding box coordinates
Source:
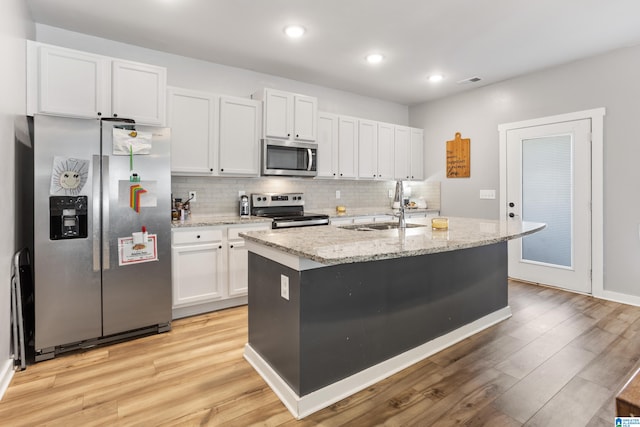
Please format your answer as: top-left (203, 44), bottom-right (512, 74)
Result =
top-left (171, 223), bottom-right (270, 318)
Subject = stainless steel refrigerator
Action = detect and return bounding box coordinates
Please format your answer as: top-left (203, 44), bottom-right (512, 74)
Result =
top-left (30, 114), bottom-right (172, 361)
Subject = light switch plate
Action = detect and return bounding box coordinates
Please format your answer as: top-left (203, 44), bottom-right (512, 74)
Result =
top-left (280, 275), bottom-right (289, 300)
top-left (188, 191), bottom-right (197, 202)
top-left (336, 190), bottom-right (341, 199)
top-left (479, 189), bottom-right (496, 200)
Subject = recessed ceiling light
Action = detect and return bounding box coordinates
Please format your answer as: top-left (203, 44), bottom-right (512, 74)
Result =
top-left (284, 25), bottom-right (305, 38)
top-left (366, 53), bottom-right (384, 64)
top-left (428, 74), bottom-right (444, 83)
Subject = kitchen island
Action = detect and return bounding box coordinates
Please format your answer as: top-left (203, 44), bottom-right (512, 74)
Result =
top-left (241, 217), bottom-right (544, 419)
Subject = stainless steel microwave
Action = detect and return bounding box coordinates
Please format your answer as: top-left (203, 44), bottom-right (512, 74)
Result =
top-left (262, 139), bottom-right (318, 177)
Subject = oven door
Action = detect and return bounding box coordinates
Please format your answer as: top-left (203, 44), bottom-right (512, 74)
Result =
top-left (262, 139), bottom-right (317, 177)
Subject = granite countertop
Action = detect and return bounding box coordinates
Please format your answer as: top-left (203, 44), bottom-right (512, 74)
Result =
top-left (241, 216), bottom-right (545, 265)
top-left (313, 206), bottom-right (439, 218)
top-left (171, 206), bottom-right (439, 228)
top-left (171, 215), bottom-right (272, 228)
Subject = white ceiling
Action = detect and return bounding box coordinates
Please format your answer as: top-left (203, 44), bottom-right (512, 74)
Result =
top-left (26, 0), bottom-right (640, 106)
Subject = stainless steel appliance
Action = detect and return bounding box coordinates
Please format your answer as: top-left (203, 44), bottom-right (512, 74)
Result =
top-left (251, 193), bottom-right (329, 228)
top-left (27, 115), bottom-right (172, 361)
top-left (262, 139), bottom-right (317, 177)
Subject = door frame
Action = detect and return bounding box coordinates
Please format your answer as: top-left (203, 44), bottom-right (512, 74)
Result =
top-left (498, 108), bottom-right (605, 297)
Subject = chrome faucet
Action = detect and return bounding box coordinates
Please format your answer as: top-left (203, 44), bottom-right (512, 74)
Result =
top-left (393, 180), bottom-right (406, 229)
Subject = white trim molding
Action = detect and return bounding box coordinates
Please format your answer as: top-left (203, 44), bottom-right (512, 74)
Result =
top-left (498, 108), bottom-right (605, 299)
top-left (0, 359), bottom-right (15, 401)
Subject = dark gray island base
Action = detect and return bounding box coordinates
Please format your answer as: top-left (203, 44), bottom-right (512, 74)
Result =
top-left (241, 217), bottom-right (544, 418)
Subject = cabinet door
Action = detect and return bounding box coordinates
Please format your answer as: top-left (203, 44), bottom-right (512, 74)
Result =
top-left (227, 239), bottom-right (249, 297)
top-left (317, 112), bottom-right (339, 178)
top-left (394, 126), bottom-right (411, 180)
top-left (410, 128), bottom-right (425, 180)
top-left (112, 60), bottom-right (167, 125)
top-left (338, 116), bottom-right (358, 178)
top-left (171, 243), bottom-right (224, 307)
top-left (293, 95), bottom-right (317, 141)
top-left (358, 119), bottom-right (378, 179)
top-left (377, 122), bottom-right (395, 180)
top-left (219, 96), bottom-right (261, 176)
top-left (167, 88), bottom-right (217, 175)
top-left (264, 89), bottom-right (292, 140)
top-left (35, 44), bottom-right (109, 118)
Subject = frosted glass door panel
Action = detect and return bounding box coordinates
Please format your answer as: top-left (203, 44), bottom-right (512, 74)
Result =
top-left (521, 135), bottom-right (572, 268)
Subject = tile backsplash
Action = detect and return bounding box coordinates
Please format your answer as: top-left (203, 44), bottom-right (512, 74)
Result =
top-left (172, 177), bottom-right (440, 216)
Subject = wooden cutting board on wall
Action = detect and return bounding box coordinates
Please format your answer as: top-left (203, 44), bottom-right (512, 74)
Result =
top-left (446, 132), bottom-right (470, 178)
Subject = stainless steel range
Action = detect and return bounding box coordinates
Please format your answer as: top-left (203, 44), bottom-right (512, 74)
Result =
top-left (251, 193), bottom-right (330, 229)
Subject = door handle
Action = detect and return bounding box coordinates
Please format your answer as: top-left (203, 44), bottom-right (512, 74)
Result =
top-left (102, 155), bottom-right (110, 270)
top-left (307, 148), bottom-right (313, 171)
top-left (92, 155), bottom-right (101, 272)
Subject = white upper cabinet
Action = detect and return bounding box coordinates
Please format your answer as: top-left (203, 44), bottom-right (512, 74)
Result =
top-left (29, 43), bottom-right (109, 119)
top-left (358, 119), bottom-right (378, 179)
top-left (317, 112), bottom-right (339, 178)
top-left (168, 89), bottom-right (260, 177)
top-left (111, 60), bottom-right (166, 125)
top-left (338, 116), bottom-right (358, 178)
top-left (218, 96), bottom-right (262, 176)
top-left (167, 87), bottom-right (217, 175)
top-left (293, 94), bottom-right (317, 141)
top-left (257, 88), bottom-right (317, 142)
top-left (27, 42), bottom-right (167, 125)
top-left (394, 125), bottom-right (411, 180)
top-left (377, 122), bottom-right (395, 180)
top-left (410, 127), bottom-right (425, 180)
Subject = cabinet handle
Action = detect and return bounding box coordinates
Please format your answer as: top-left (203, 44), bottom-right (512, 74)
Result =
top-left (340, 173), bottom-right (343, 176)
top-left (196, 235), bottom-right (200, 239)
top-left (210, 168), bottom-right (213, 172)
top-left (296, 134), bottom-right (299, 138)
top-left (219, 245), bottom-right (222, 249)
top-left (287, 133), bottom-right (291, 137)
top-left (113, 113), bottom-right (118, 118)
top-left (220, 168), bottom-right (224, 172)
top-left (97, 112), bottom-right (102, 117)
top-left (333, 173), bottom-right (336, 176)
top-left (373, 174), bottom-right (376, 177)
top-left (230, 245), bottom-right (234, 248)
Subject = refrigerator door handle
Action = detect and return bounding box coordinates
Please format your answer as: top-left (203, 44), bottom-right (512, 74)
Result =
top-left (92, 155), bottom-right (101, 272)
top-left (102, 155), bottom-right (110, 270)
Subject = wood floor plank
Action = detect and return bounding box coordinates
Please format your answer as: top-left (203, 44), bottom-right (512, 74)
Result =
top-left (1, 281), bottom-right (638, 425)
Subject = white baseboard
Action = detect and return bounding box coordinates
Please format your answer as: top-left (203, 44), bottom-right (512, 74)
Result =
top-left (0, 358), bottom-right (15, 401)
top-left (595, 289), bottom-right (640, 307)
top-left (244, 306), bottom-right (512, 419)
top-left (172, 296), bottom-right (247, 320)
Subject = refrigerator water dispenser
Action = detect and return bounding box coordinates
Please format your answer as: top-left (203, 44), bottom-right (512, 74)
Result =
top-left (49, 196), bottom-right (88, 240)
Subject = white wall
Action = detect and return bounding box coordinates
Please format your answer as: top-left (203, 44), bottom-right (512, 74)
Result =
top-left (34, 24), bottom-right (409, 125)
top-left (409, 43), bottom-right (640, 298)
top-left (0, 0), bottom-right (34, 399)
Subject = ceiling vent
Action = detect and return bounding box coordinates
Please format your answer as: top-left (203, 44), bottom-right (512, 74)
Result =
top-left (457, 76), bottom-right (482, 84)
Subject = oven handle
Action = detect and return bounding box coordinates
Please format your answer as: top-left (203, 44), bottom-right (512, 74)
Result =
top-left (307, 148), bottom-right (313, 171)
top-left (273, 218), bottom-right (329, 228)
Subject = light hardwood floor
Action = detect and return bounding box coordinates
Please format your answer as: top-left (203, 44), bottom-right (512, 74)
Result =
top-left (1, 280), bottom-right (639, 426)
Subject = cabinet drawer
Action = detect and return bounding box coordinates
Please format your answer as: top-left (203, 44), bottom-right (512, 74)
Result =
top-left (172, 229), bottom-right (223, 245)
top-left (228, 224), bottom-right (270, 240)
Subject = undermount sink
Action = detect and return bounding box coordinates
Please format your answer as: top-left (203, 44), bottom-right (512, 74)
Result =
top-left (340, 222), bottom-right (426, 231)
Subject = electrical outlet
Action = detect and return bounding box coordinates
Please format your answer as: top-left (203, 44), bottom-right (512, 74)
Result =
top-left (336, 190), bottom-right (341, 199)
top-left (188, 191), bottom-right (197, 202)
top-left (388, 189), bottom-right (393, 198)
top-left (280, 275), bottom-right (290, 300)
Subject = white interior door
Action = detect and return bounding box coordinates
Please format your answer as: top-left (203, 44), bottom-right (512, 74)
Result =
top-left (506, 119), bottom-right (592, 294)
